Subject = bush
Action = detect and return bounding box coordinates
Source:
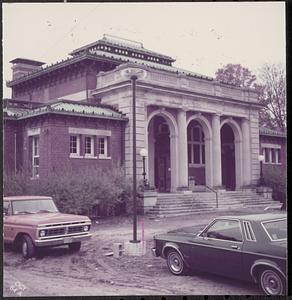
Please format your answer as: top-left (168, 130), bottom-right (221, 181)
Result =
top-left (4, 166), bottom-right (132, 217)
top-left (263, 166), bottom-right (287, 208)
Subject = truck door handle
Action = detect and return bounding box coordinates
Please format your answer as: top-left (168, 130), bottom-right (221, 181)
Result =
top-left (231, 245), bottom-right (239, 249)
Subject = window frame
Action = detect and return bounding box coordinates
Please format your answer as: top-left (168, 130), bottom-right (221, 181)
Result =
top-left (199, 218), bottom-right (243, 243)
top-left (188, 125), bottom-right (205, 167)
top-left (98, 136), bottom-right (109, 159)
top-left (262, 146), bottom-right (282, 165)
top-left (32, 135), bottom-right (40, 178)
top-left (84, 136), bottom-right (94, 157)
top-left (70, 135), bottom-right (81, 157)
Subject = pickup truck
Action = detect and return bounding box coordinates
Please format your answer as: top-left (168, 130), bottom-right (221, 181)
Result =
top-left (4, 196), bottom-right (92, 258)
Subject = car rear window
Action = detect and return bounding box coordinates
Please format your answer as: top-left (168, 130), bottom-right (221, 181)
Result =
top-left (262, 219), bottom-right (287, 241)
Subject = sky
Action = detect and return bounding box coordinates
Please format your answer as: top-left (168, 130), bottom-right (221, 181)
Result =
top-left (3, 2), bottom-right (286, 98)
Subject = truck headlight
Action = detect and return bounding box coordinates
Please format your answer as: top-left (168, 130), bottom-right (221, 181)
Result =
top-left (39, 230), bottom-right (46, 237)
top-left (83, 225), bottom-right (89, 232)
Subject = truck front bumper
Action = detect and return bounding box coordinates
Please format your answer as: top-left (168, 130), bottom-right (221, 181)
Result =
top-left (35, 234), bottom-right (92, 247)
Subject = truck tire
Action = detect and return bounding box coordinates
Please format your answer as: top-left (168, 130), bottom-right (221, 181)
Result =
top-left (21, 235), bottom-right (36, 259)
top-left (68, 242), bottom-right (81, 252)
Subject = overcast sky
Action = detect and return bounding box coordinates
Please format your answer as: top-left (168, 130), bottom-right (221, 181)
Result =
top-left (3, 2), bottom-right (285, 98)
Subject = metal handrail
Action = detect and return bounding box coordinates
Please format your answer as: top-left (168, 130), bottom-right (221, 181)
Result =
top-left (205, 185), bottom-right (219, 208)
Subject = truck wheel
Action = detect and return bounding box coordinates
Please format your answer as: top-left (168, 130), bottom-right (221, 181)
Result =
top-left (260, 268), bottom-right (285, 295)
top-left (21, 235), bottom-right (36, 259)
top-left (68, 242), bottom-right (81, 252)
top-left (166, 250), bottom-right (189, 275)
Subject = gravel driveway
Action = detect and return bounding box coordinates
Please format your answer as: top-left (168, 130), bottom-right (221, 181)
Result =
top-left (4, 208), bottom-right (267, 296)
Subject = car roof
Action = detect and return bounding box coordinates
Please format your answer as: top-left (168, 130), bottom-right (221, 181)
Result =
top-left (216, 213), bottom-right (286, 222)
top-left (4, 196), bottom-right (52, 201)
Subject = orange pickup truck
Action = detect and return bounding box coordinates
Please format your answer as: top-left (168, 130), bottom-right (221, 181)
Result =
top-left (4, 196), bottom-right (92, 258)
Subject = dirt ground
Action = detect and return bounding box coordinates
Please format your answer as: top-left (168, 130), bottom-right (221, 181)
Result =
top-left (3, 208), bottom-right (267, 297)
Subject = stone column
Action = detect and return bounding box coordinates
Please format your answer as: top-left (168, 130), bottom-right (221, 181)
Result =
top-left (177, 109), bottom-right (189, 189)
top-left (212, 113), bottom-right (222, 187)
top-left (241, 118), bottom-right (251, 186)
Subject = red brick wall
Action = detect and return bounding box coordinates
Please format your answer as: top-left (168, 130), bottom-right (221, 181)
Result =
top-left (4, 114), bottom-right (126, 178)
top-left (259, 134), bottom-right (286, 176)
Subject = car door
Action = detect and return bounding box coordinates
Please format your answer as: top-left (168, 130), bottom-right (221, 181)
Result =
top-left (189, 219), bottom-right (243, 279)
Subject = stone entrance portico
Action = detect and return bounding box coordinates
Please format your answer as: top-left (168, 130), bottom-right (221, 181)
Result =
top-left (92, 62), bottom-right (262, 191)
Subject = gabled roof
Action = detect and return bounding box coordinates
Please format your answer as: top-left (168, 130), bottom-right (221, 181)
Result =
top-left (3, 99), bottom-right (127, 121)
top-left (259, 127), bottom-right (286, 138)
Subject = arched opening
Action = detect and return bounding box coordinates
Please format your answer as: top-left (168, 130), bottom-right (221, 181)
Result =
top-left (187, 120), bottom-right (206, 185)
top-left (221, 123), bottom-right (236, 190)
top-left (148, 115), bottom-right (173, 192)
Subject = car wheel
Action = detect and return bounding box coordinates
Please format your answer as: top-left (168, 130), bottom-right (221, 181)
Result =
top-left (166, 250), bottom-right (188, 275)
top-left (21, 235), bottom-right (36, 259)
top-left (260, 268), bottom-right (285, 295)
top-left (68, 242), bottom-right (81, 252)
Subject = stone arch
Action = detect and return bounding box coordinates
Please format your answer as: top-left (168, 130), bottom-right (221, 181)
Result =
top-left (147, 109), bottom-right (179, 191)
top-left (187, 114), bottom-right (213, 187)
top-left (220, 118), bottom-right (243, 189)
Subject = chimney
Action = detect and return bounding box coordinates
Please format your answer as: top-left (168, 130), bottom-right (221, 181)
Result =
top-left (10, 58), bottom-right (45, 80)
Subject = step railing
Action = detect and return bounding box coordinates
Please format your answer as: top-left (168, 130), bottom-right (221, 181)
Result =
top-left (205, 186), bottom-right (218, 208)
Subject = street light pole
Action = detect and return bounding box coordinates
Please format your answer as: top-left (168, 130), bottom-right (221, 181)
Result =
top-left (120, 66), bottom-right (147, 245)
top-left (131, 75), bottom-right (139, 243)
top-left (140, 148), bottom-right (148, 187)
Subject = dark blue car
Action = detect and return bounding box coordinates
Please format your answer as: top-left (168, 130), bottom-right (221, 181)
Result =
top-left (152, 213), bottom-right (287, 295)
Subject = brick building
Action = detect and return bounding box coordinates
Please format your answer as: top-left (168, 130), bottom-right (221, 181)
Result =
top-left (3, 35), bottom-right (286, 211)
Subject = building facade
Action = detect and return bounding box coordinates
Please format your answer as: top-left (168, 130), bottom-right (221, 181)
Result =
top-left (3, 35), bottom-right (286, 194)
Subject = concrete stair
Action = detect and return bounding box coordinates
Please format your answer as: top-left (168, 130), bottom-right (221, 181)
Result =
top-left (146, 190), bottom-right (282, 218)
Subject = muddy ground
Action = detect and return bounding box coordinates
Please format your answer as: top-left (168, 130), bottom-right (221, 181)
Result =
top-left (3, 209), bottom-right (266, 297)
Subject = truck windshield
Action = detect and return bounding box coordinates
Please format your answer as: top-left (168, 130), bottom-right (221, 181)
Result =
top-left (12, 199), bottom-right (59, 215)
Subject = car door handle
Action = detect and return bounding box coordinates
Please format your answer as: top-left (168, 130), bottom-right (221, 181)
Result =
top-left (231, 245), bottom-right (239, 249)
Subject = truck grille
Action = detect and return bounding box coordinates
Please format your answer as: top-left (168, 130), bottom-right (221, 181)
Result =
top-left (47, 227), bottom-right (66, 236)
top-left (68, 226), bottom-right (84, 234)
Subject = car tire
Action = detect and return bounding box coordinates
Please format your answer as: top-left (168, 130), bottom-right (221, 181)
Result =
top-left (166, 250), bottom-right (189, 275)
top-left (260, 268), bottom-right (286, 295)
top-left (21, 235), bottom-right (36, 259)
top-left (68, 242), bottom-right (81, 252)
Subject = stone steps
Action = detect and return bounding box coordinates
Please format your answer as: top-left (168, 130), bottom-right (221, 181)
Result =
top-left (146, 190), bottom-right (282, 217)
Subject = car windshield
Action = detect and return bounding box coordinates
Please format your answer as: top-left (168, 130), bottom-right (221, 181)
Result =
top-left (12, 199), bottom-right (58, 215)
top-left (262, 219), bottom-right (287, 241)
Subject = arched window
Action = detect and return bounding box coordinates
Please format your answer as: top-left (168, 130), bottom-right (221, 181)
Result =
top-left (187, 122), bottom-right (205, 165)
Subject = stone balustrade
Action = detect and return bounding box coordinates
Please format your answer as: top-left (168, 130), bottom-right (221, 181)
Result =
top-left (96, 66), bottom-right (259, 103)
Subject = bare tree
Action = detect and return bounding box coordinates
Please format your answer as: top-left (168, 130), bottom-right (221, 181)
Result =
top-left (215, 63), bottom-right (286, 131)
top-left (256, 64), bottom-right (286, 132)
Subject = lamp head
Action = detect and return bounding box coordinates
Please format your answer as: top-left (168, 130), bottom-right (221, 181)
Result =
top-left (258, 154), bottom-right (265, 162)
top-left (140, 148), bottom-right (148, 157)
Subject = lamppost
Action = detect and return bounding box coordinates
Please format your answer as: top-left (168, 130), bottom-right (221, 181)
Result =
top-left (258, 154), bottom-right (265, 186)
top-left (120, 66), bottom-right (147, 244)
top-left (140, 148), bottom-right (148, 187)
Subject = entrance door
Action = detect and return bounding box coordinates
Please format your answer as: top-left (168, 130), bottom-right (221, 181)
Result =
top-left (221, 124), bottom-right (236, 190)
top-left (154, 117), bottom-right (171, 192)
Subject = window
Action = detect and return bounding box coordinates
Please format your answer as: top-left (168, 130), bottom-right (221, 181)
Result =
top-left (201, 219), bottom-right (242, 242)
top-left (32, 136), bottom-right (40, 178)
top-left (98, 137), bottom-right (108, 157)
top-left (262, 147), bottom-right (281, 164)
top-left (70, 135), bottom-right (80, 156)
top-left (84, 136), bottom-right (94, 156)
top-left (188, 124), bottom-right (205, 165)
top-left (262, 219), bottom-right (287, 241)
top-left (4, 201), bottom-right (10, 216)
